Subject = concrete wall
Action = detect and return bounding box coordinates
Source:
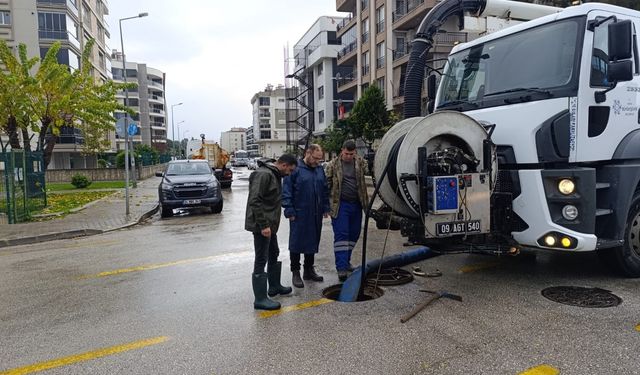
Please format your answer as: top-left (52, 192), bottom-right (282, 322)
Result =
top-left (46, 163), bottom-right (168, 183)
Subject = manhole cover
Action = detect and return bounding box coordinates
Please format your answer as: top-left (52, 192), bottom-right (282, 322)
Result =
top-left (367, 267), bottom-right (414, 286)
top-left (541, 286), bottom-right (622, 308)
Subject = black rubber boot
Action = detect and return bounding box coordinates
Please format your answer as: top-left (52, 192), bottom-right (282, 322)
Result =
top-left (292, 270), bottom-right (304, 288)
top-left (267, 262), bottom-right (292, 297)
top-left (252, 273), bottom-right (281, 310)
top-left (303, 266), bottom-right (324, 282)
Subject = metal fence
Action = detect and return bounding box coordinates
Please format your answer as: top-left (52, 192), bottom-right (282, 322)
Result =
top-left (0, 150), bottom-right (47, 224)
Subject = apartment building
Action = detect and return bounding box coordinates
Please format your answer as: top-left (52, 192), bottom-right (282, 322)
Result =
top-left (335, 0), bottom-right (467, 116)
top-left (111, 51), bottom-right (168, 153)
top-left (245, 126), bottom-right (259, 157)
top-left (220, 127), bottom-right (246, 153)
top-left (285, 16), bottom-right (355, 149)
top-left (1, 0), bottom-right (112, 169)
top-left (250, 85), bottom-right (291, 159)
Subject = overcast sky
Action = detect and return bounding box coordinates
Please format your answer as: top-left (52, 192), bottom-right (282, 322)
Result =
top-left (107, 0), bottom-right (344, 144)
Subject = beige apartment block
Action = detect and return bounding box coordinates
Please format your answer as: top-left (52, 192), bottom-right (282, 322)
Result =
top-left (335, 0), bottom-right (466, 116)
top-left (1, 0), bottom-right (112, 169)
top-left (220, 127), bottom-right (247, 154)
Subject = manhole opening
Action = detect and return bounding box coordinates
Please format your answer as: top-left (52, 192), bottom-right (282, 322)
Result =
top-left (541, 286), bottom-right (622, 308)
top-left (367, 267), bottom-right (414, 286)
top-left (322, 283), bottom-right (384, 302)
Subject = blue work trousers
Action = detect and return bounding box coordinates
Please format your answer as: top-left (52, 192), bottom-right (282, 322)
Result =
top-left (331, 200), bottom-right (362, 271)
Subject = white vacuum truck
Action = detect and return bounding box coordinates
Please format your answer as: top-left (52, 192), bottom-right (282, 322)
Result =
top-left (373, 0), bottom-right (640, 276)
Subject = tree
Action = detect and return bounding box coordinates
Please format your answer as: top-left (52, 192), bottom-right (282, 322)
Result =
top-left (0, 40), bottom-right (132, 168)
top-left (317, 118), bottom-right (352, 155)
top-left (349, 85), bottom-right (395, 148)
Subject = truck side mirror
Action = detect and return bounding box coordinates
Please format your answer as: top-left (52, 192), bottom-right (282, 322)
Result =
top-left (608, 60), bottom-right (633, 82)
top-left (427, 74), bottom-right (437, 100)
top-left (155, 171), bottom-right (164, 177)
top-left (608, 20), bottom-right (633, 61)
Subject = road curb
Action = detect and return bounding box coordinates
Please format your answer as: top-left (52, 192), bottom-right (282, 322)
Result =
top-left (0, 203), bottom-right (160, 249)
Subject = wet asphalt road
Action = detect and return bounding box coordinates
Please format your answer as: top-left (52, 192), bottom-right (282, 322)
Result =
top-left (1, 168), bottom-right (639, 374)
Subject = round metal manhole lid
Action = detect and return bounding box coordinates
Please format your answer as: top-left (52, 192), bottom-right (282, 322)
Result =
top-left (541, 286), bottom-right (622, 308)
top-left (367, 267), bottom-right (414, 286)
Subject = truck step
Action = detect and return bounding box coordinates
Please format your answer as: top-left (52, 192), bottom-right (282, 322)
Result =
top-left (596, 182), bottom-right (610, 189)
top-left (596, 238), bottom-right (623, 249)
top-left (596, 208), bottom-right (613, 216)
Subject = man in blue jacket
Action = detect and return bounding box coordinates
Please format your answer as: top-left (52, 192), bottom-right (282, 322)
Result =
top-left (283, 144), bottom-right (330, 288)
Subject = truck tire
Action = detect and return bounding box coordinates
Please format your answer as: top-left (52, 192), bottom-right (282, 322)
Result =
top-left (161, 205), bottom-right (173, 218)
top-left (210, 201), bottom-right (223, 214)
top-left (609, 191), bottom-right (640, 277)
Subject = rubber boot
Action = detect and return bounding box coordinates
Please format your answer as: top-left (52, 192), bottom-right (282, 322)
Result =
top-left (267, 262), bottom-right (292, 297)
top-left (303, 266), bottom-right (324, 282)
top-left (252, 273), bottom-right (280, 310)
top-left (292, 270), bottom-right (304, 288)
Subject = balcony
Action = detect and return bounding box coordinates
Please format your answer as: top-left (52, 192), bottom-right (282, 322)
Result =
top-left (337, 41), bottom-right (357, 65)
top-left (376, 56), bottom-right (385, 70)
top-left (337, 71), bottom-right (357, 92)
top-left (37, 0), bottom-right (79, 17)
top-left (38, 30), bottom-right (81, 49)
top-left (148, 94), bottom-right (164, 103)
top-left (148, 80), bottom-right (164, 89)
top-left (150, 108), bottom-right (165, 115)
top-left (336, 0), bottom-right (356, 12)
top-left (393, 42), bottom-right (412, 62)
top-left (433, 31), bottom-right (468, 52)
top-left (336, 14), bottom-right (353, 35)
top-left (393, 0), bottom-right (435, 31)
top-left (151, 122), bottom-right (165, 129)
top-left (376, 20), bottom-right (385, 34)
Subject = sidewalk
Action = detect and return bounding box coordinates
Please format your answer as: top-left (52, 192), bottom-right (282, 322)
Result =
top-left (0, 176), bottom-right (161, 248)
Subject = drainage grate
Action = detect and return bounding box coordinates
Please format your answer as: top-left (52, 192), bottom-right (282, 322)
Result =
top-left (367, 267), bottom-right (414, 286)
top-left (541, 286), bottom-right (622, 308)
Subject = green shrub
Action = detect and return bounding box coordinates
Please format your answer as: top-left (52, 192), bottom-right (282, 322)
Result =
top-left (71, 174), bottom-right (92, 189)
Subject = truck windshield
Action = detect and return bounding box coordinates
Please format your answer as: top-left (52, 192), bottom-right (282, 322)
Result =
top-left (437, 17), bottom-right (583, 110)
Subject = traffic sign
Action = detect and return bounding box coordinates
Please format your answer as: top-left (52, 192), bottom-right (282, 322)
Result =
top-left (128, 123), bottom-right (138, 136)
top-left (115, 118), bottom-right (127, 137)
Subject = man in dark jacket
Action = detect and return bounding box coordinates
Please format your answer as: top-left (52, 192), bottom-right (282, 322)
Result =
top-left (283, 144), bottom-right (330, 288)
top-left (245, 154), bottom-right (297, 310)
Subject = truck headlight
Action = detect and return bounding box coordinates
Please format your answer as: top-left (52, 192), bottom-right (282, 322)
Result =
top-left (558, 179), bottom-right (575, 195)
top-left (161, 182), bottom-right (173, 191)
top-left (562, 205), bottom-right (578, 221)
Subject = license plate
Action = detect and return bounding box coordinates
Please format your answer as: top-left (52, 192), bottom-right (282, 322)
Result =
top-left (183, 199), bottom-right (201, 205)
top-left (436, 220), bottom-right (481, 236)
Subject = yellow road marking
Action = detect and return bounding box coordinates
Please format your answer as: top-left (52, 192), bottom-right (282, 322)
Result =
top-left (0, 336), bottom-right (168, 375)
top-left (635, 323), bottom-right (640, 332)
top-left (518, 364), bottom-right (560, 375)
top-left (259, 298), bottom-right (334, 318)
top-left (63, 239), bottom-right (119, 250)
top-left (458, 261), bottom-right (501, 273)
top-left (78, 251), bottom-right (252, 279)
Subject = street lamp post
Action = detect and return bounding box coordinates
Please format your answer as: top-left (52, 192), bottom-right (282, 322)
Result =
top-left (171, 102), bottom-right (183, 158)
top-left (176, 120), bottom-right (185, 158)
top-left (119, 12), bottom-right (148, 216)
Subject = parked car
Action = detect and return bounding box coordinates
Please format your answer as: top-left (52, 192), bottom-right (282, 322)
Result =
top-left (156, 160), bottom-right (223, 217)
top-left (247, 157), bottom-right (262, 170)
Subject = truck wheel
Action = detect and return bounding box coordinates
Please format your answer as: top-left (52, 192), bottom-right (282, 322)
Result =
top-left (161, 205), bottom-right (173, 218)
top-left (210, 201), bottom-right (223, 214)
top-left (610, 191), bottom-right (640, 277)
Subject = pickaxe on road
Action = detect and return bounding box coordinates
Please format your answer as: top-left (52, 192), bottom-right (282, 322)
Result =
top-left (400, 290), bottom-right (463, 323)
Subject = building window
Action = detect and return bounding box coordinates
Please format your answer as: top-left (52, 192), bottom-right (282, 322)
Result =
top-left (376, 6), bottom-right (385, 34)
top-left (83, 4), bottom-right (91, 27)
top-left (38, 12), bottom-right (68, 39)
top-left (376, 41), bottom-right (386, 69)
top-left (0, 11), bottom-right (11, 25)
top-left (377, 78), bottom-right (385, 96)
top-left (317, 64), bottom-right (323, 77)
top-left (319, 110), bottom-right (325, 124)
top-left (318, 86), bottom-right (324, 99)
top-left (362, 51), bottom-right (370, 75)
top-left (259, 97), bottom-right (270, 106)
top-left (362, 18), bottom-right (369, 43)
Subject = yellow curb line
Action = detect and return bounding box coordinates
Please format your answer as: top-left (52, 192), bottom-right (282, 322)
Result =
top-left (518, 364), bottom-right (560, 375)
top-left (78, 251), bottom-right (252, 279)
top-left (0, 336), bottom-right (169, 375)
top-left (259, 298), bottom-right (334, 318)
